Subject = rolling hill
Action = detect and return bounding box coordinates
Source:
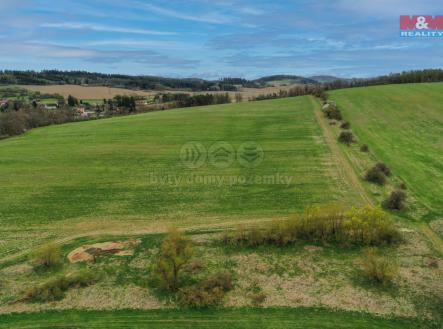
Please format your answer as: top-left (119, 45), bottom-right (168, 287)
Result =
top-left (0, 96), bottom-right (364, 258)
top-left (329, 83), bottom-right (443, 222)
top-left (0, 83), bottom-right (442, 328)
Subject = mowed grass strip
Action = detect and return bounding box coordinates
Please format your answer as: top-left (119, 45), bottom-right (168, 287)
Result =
top-left (329, 83), bottom-right (443, 221)
top-left (0, 308), bottom-right (432, 329)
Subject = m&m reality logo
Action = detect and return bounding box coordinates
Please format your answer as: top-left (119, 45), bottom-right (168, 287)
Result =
top-left (400, 15), bottom-right (443, 37)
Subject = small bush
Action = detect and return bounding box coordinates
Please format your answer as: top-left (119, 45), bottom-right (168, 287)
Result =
top-left (340, 121), bottom-right (351, 129)
top-left (251, 292), bottom-right (267, 305)
top-left (338, 131), bottom-right (354, 145)
top-left (375, 162), bottom-right (391, 176)
top-left (34, 243), bottom-right (62, 269)
top-left (200, 272), bottom-right (233, 292)
top-left (26, 269), bottom-right (99, 302)
top-left (383, 190), bottom-right (407, 210)
top-left (180, 272), bottom-right (232, 308)
top-left (399, 182), bottom-right (407, 190)
top-left (365, 166), bottom-right (386, 185)
top-left (360, 144), bottom-right (369, 152)
top-left (323, 105), bottom-right (342, 120)
top-left (361, 249), bottom-right (397, 286)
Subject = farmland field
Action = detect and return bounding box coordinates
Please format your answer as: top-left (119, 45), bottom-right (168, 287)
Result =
top-left (329, 83), bottom-right (443, 222)
top-left (20, 84), bottom-right (302, 101)
top-left (0, 96), bottom-right (363, 258)
top-left (22, 84), bottom-right (158, 99)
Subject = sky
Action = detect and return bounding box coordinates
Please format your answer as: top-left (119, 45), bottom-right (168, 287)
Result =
top-left (1, 0), bottom-right (443, 79)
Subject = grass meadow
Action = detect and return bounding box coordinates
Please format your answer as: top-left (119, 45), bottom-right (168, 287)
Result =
top-left (0, 96), bottom-right (363, 258)
top-left (0, 308), bottom-right (430, 329)
top-left (330, 83), bottom-right (443, 221)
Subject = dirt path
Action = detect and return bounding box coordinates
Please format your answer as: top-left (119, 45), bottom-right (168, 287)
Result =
top-left (0, 216), bottom-right (288, 265)
top-left (311, 96), bottom-right (443, 255)
top-left (310, 97), bottom-right (373, 205)
top-left (416, 222), bottom-right (443, 255)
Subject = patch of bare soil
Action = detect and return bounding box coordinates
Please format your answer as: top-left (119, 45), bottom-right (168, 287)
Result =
top-left (67, 239), bottom-right (140, 263)
top-left (303, 246), bottom-right (323, 252)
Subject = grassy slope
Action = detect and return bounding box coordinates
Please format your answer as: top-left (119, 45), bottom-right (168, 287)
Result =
top-left (0, 97), bottom-right (362, 257)
top-left (0, 308), bottom-right (431, 329)
top-left (329, 83), bottom-right (443, 221)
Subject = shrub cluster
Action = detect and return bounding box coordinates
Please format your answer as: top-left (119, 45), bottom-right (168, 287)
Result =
top-left (340, 121), bottom-right (351, 129)
top-left (360, 249), bottom-right (397, 286)
top-left (180, 272), bottom-right (232, 308)
top-left (383, 190), bottom-right (407, 210)
top-left (365, 167), bottom-right (385, 185)
top-left (26, 269), bottom-right (99, 302)
top-left (375, 162), bottom-right (391, 176)
top-left (338, 131), bottom-right (354, 145)
top-left (365, 162), bottom-right (391, 185)
top-left (323, 104), bottom-right (342, 120)
top-left (222, 205), bottom-right (400, 248)
top-left (33, 243), bottom-right (62, 269)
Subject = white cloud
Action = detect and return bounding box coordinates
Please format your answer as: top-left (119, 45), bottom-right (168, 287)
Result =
top-left (87, 39), bottom-right (191, 49)
top-left (133, 2), bottom-right (233, 24)
top-left (41, 22), bottom-right (176, 36)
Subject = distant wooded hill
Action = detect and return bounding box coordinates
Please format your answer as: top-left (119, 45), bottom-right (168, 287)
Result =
top-left (0, 69), bottom-right (442, 91)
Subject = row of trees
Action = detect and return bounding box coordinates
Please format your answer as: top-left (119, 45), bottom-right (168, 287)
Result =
top-left (154, 92), bottom-right (231, 108)
top-left (323, 69), bottom-right (443, 90)
top-left (0, 70), bottom-right (240, 92)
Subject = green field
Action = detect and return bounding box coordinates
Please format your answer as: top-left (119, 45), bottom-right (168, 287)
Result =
top-left (0, 308), bottom-right (432, 329)
top-left (0, 96), bottom-right (362, 257)
top-left (329, 83), bottom-right (443, 221)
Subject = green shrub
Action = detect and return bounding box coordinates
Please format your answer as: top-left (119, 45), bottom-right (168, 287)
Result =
top-left (340, 121), bottom-right (351, 129)
top-left (34, 243), bottom-right (62, 269)
top-left (251, 292), bottom-right (267, 305)
top-left (338, 131), bottom-right (354, 145)
top-left (323, 105), bottom-right (342, 120)
top-left (153, 227), bottom-right (194, 291)
top-left (360, 249), bottom-right (397, 286)
top-left (375, 162), bottom-right (391, 176)
top-left (383, 190), bottom-right (407, 210)
top-left (180, 272), bottom-right (232, 308)
top-left (222, 205), bottom-right (400, 248)
top-left (365, 166), bottom-right (386, 185)
top-left (26, 269), bottom-right (99, 302)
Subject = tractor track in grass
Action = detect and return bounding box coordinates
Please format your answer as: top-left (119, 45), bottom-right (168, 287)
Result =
top-left (311, 96), bottom-right (443, 255)
top-left (311, 97), bottom-right (373, 206)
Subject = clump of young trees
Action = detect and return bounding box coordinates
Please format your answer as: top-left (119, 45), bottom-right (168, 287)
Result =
top-left (365, 162), bottom-right (391, 185)
top-left (383, 190), bottom-right (407, 210)
top-left (152, 227), bottom-right (233, 307)
top-left (338, 131), bottom-right (354, 145)
top-left (222, 205), bottom-right (400, 248)
top-left (154, 93), bottom-right (231, 108)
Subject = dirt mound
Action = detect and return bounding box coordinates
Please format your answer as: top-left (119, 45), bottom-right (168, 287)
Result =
top-left (68, 239), bottom-right (140, 263)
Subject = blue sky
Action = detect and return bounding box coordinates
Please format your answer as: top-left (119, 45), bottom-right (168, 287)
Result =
top-left (1, 0), bottom-right (443, 79)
